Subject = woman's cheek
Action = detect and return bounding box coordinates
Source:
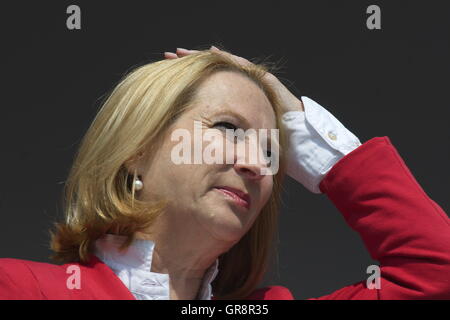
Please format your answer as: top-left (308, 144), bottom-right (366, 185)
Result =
top-left (202, 130), bottom-right (229, 165)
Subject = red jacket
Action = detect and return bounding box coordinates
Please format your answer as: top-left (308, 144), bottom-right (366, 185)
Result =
top-left (1, 137), bottom-right (449, 300)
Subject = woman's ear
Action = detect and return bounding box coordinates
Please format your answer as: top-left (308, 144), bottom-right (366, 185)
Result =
top-left (124, 151), bottom-right (145, 175)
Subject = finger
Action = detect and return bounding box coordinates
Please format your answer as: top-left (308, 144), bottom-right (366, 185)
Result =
top-left (210, 48), bottom-right (252, 66)
top-left (176, 48), bottom-right (199, 57)
top-left (164, 52), bottom-right (179, 59)
top-left (233, 55), bottom-right (252, 66)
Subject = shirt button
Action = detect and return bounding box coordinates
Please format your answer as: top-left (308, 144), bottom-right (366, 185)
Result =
top-left (328, 132), bottom-right (337, 141)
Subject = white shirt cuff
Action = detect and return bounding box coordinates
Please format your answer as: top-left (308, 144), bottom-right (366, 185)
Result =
top-left (281, 96), bottom-right (362, 194)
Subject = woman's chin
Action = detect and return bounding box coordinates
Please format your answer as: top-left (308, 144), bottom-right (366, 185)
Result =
top-left (199, 199), bottom-right (253, 241)
top-left (209, 216), bottom-right (249, 242)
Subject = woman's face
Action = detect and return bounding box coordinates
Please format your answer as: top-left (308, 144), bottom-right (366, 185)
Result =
top-left (135, 70), bottom-right (277, 244)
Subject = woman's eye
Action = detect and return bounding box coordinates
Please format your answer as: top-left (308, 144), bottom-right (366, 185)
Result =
top-left (214, 121), bottom-right (272, 157)
top-left (213, 121), bottom-right (238, 130)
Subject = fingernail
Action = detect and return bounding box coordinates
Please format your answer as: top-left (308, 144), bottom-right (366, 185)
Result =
top-left (210, 46), bottom-right (219, 50)
top-left (176, 47), bottom-right (188, 52)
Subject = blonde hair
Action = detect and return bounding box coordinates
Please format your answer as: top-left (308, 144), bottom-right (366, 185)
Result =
top-left (49, 48), bottom-right (288, 299)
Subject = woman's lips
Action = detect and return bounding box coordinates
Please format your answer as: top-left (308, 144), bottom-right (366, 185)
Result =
top-left (214, 187), bottom-right (251, 210)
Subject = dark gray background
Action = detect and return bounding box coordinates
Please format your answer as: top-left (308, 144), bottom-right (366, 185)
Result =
top-left (1, 0), bottom-right (449, 299)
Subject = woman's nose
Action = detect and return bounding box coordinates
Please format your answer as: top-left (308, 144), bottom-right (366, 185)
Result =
top-left (232, 145), bottom-right (270, 181)
top-left (234, 162), bottom-right (266, 180)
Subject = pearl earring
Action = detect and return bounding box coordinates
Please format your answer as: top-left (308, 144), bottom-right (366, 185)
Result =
top-left (134, 177), bottom-right (143, 191)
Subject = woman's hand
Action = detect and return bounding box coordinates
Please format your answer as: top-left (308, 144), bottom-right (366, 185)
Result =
top-left (163, 47), bottom-right (304, 113)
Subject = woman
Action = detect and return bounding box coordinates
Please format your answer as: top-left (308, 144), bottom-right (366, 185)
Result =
top-left (0, 46), bottom-right (449, 300)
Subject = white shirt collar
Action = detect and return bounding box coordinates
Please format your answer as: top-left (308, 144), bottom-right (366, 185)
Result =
top-left (93, 233), bottom-right (219, 300)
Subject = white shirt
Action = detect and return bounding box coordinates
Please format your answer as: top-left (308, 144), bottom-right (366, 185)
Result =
top-left (94, 96), bottom-right (362, 299)
top-left (94, 233), bottom-right (219, 300)
top-left (283, 96), bottom-right (362, 193)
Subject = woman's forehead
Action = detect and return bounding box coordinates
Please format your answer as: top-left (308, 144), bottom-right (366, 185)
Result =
top-left (193, 72), bottom-right (277, 129)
